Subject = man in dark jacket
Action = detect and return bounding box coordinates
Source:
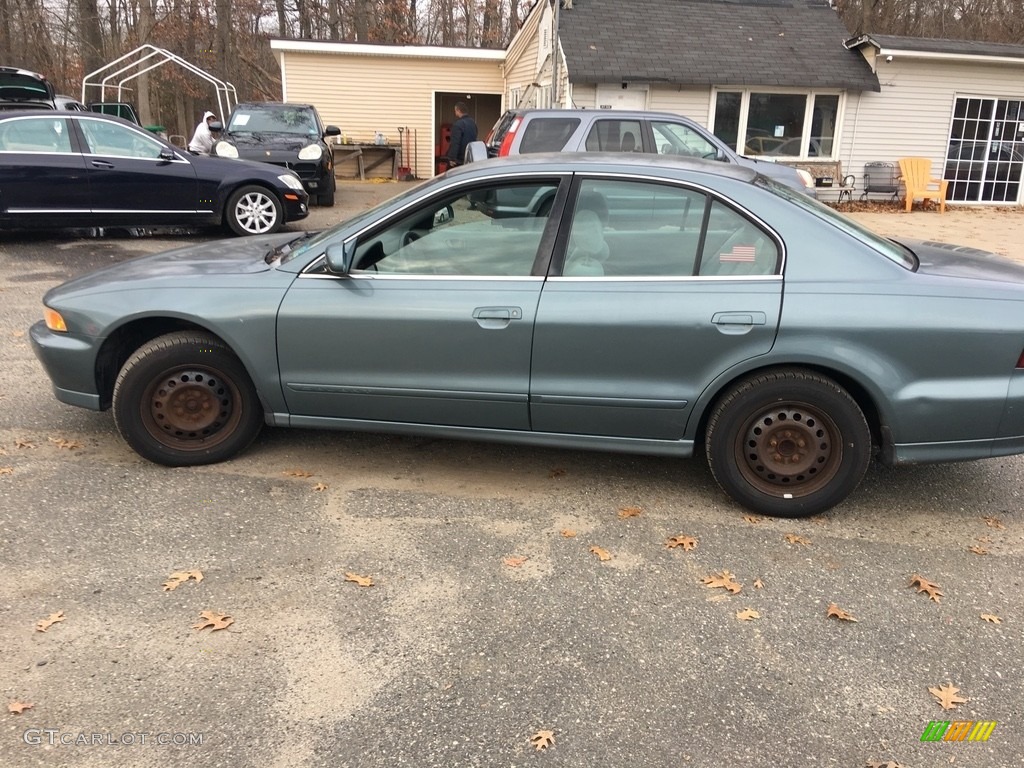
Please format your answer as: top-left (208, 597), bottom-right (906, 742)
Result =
top-left (446, 102), bottom-right (477, 167)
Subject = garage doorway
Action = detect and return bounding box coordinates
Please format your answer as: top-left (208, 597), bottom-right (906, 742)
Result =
top-left (945, 97), bottom-right (1024, 204)
top-left (435, 92), bottom-right (502, 174)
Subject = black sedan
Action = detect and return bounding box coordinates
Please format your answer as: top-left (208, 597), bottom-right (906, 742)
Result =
top-left (0, 111), bottom-right (310, 235)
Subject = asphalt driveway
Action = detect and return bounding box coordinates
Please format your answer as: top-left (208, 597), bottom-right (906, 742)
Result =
top-left (0, 184), bottom-right (1021, 767)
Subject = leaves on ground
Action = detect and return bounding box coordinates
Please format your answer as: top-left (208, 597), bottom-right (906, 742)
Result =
top-left (809, 515), bottom-right (828, 526)
top-left (14, 438), bottom-right (35, 449)
top-left (982, 515), bottom-right (1006, 529)
top-left (560, 529), bottom-right (577, 538)
top-left (548, 467), bottom-right (566, 479)
top-left (344, 572), bottom-right (374, 587)
top-left (589, 546), bottom-right (612, 561)
top-left (784, 533), bottom-right (811, 546)
top-left (967, 544), bottom-right (989, 555)
top-left (736, 608), bottom-right (759, 621)
top-left (503, 555), bottom-right (527, 568)
top-left (665, 535), bottom-right (697, 550)
top-left (162, 570), bottom-right (204, 591)
top-left (34, 610), bottom-right (64, 632)
top-left (312, 482), bottom-right (328, 492)
top-left (702, 570), bottom-right (742, 594)
top-left (909, 574), bottom-right (943, 603)
top-left (0, 466), bottom-right (12, 475)
top-left (282, 469), bottom-right (313, 478)
top-left (617, 505), bottom-right (642, 519)
top-left (865, 762), bottom-right (905, 768)
top-left (928, 683), bottom-right (967, 710)
top-left (192, 611), bottom-right (234, 631)
top-left (8, 701), bottom-right (33, 714)
top-left (529, 729), bottom-right (555, 751)
top-left (753, 578), bottom-right (765, 589)
top-left (980, 613), bottom-right (1002, 624)
top-left (826, 603), bottom-right (858, 622)
top-left (742, 514), bottom-right (762, 525)
top-left (48, 436), bottom-right (82, 450)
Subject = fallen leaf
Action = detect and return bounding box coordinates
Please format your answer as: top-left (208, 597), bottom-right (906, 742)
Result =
top-left (35, 610), bottom-right (64, 632)
top-left (282, 469), bottom-right (313, 478)
top-left (548, 468), bottom-right (566, 478)
top-left (192, 611), bottom-right (234, 631)
top-left (742, 514), bottom-right (762, 524)
top-left (753, 578), bottom-right (765, 589)
top-left (344, 572), bottom-right (374, 587)
top-left (865, 762), bottom-right (905, 768)
top-left (910, 574), bottom-right (943, 603)
top-left (736, 608), bottom-right (759, 621)
top-left (809, 515), bottom-right (828, 525)
top-left (312, 482), bottom-right (328, 492)
top-left (503, 555), bottom-right (527, 568)
top-left (617, 505), bottom-right (642, 519)
top-left (967, 545), bottom-right (988, 555)
top-left (702, 570), bottom-right (742, 594)
top-left (665, 535), bottom-right (697, 550)
top-left (529, 729), bottom-right (555, 751)
top-left (589, 546), bottom-right (612, 561)
top-left (982, 516), bottom-right (1005, 530)
top-left (0, 467), bottom-right (12, 475)
top-left (14, 438), bottom-right (35, 449)
top-left (8, 701), bottom-right (33, 714)
top-left (928, 683), bottom-right (967, 710)
top-left (48, 437), bottom-right (82, 450)
top-left (11, 330), bottom-right (24, 337)
top-left (826, 603), bottom-right (858, 622)
top-left (980, 613), bottom-right (1002, 624)
top-left (784, 533), bottom-right (811, 546)
top-left (560, 529), bottom-right (577, 538)
top-left (162, 570), bottom-right (204, 591)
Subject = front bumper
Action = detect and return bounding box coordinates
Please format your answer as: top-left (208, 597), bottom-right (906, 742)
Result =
top-left (30, 321), bottom-right (104, 411)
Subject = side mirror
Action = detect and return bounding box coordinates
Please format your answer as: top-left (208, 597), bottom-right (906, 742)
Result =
top-left (325, 240), bottom-right (356, 275)
top-left (208, 120), bottom-right (223, 133)
top-left (158, 148), bottom-right (176, 163)
top-left (434, 205), bottom-right (454, 225)
top-left (324, 125), bottom-right (341, 137)
top-left (464, 140), bottom-right (488, 164)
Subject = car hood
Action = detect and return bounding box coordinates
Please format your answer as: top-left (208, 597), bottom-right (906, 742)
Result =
top-left (899, 238), bottom-right (1024, 282)
top-left (45, 234), bottom-right (295, 299)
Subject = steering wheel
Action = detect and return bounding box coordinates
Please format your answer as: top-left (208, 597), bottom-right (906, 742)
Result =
top-left (402, 231), bottom-right (422, 247)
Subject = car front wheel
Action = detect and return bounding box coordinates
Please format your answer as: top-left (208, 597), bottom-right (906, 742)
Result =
top-left (225, 185), bottom-right (283, 236)
top-left (705, 369), bottom-right (871, 517)
top-left (112, 332), bottom-right (263, 466)
top-left (318, 177), bottom-right (336, 207)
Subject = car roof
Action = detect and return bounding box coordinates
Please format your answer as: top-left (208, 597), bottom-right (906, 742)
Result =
top-left (0, 109), bottom-right (148, 129)
top-left (507, 108), bottom-right (700, 121)
top-left (233, 102), bottom-right (316, 110)
top-left (455, 150), bottom-right (758, 185)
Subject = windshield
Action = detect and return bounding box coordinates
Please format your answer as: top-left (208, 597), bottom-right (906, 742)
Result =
top-left (229, 106), bottom-right (318, 136)
top-left (756, 177), bottom-right (917, 269)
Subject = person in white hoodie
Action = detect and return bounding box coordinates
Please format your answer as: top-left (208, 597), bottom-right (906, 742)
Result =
top-left (187, 111), bottom-right (219, 155)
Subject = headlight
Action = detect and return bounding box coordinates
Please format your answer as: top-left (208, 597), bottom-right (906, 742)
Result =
top-left (795, 169), bottom-right (815, 189)
top-left (43, 307), bottom-right (67, 332)
top-left (298, 144), bottom-right (323, 161)
top-left (278, 174), bottom-right (304, 191)
top-left (214, 141), bottom-right (238, 159)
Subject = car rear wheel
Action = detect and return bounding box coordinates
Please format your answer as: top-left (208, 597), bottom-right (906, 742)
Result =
top-left (705, 369), bottom-right (871, 518)
top-left (225, 185), bottom-right (283, 236)
top-left (112, 332), bottom-right (263, 466)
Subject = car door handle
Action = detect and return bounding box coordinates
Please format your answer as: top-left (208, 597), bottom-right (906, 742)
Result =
top-left (90, 160), bottom-right (115, 169)
top-left (712, 311), bottom-right (767, 335)
top-left (473, 306), bottom-right (522, 329)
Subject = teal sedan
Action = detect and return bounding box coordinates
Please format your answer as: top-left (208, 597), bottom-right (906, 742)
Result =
top-left (30, 153), bottom-right (1024, 517)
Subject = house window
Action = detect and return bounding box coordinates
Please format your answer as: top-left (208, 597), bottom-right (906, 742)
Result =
top-left (712, 90), bottom-right (840, 159)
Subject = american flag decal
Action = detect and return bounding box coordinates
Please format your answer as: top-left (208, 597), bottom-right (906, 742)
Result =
top-left (720, 244), bottom-right (757, 262)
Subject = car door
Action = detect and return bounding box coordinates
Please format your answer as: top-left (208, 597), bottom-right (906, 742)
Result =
top-left (0, 115), bottom-right (90, 224)
top-left (530, 176), bottom-right (783, 440)
top-left (74, 116), bottom-right (199, 220)
top-left (276, 176), bottom-right (565, 429)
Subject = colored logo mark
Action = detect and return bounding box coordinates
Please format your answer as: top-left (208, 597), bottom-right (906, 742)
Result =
top-left (920, 720), bottom-right (996, 742)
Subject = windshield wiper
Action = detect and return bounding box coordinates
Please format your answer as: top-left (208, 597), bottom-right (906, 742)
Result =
top-left (265, 232), bottom-right (315, 263)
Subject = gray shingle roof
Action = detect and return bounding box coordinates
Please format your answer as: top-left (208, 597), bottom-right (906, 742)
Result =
top-left (848, 33), bottom-right (1024, 62)
top-left (559, 0), bottom-right (880, 91)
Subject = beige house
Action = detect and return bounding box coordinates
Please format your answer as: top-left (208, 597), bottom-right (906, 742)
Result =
top-left (270, 39), bottom-right (504, 180)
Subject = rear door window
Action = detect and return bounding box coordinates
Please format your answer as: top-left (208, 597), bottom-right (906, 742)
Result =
top-left (584, 120), bottom-right (644, 152)
top-left (518, 117), bottom-right (580, 153)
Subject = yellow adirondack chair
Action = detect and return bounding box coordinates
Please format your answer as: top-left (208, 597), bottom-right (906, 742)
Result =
top-left (898, 157), bottom-right (949, 213)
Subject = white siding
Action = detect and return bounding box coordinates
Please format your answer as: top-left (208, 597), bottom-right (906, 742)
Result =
top-left (841, 57), bottom-right (1024, 203)
top-left (648, 88), bottom-right (714, 125)
top-left (277, 50), bottom-right (502, 181)
top-left (504, 20), bottom-right (546, 107)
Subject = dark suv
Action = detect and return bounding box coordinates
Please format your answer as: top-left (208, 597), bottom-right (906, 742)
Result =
top-left (484, 109), bottom-right (816, 197)
top-left (215, 102), bottom-right (341, 206)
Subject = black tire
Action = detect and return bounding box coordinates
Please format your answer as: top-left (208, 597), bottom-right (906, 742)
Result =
top-left (705, 369), bottom-right (871, 518)
top-left (318, 177), bottom-right (336, 207)
top-left (225, 185), bottom-right (283, 236)
top-left (112, 332), bottom-right (263, 466)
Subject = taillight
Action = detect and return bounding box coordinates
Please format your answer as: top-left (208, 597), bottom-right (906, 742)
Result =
top-left (498, 116), bottom-right (521, 156)
top-left (1017, 349), bottom-right (1024, 368)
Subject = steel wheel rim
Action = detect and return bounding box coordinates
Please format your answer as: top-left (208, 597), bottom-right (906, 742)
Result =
top-left (140, 366), bottom-right (243, 451)
top-left (234, 192), bottom-right (277, 234)
top-left (733, 403), bottom-right (843, 498)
